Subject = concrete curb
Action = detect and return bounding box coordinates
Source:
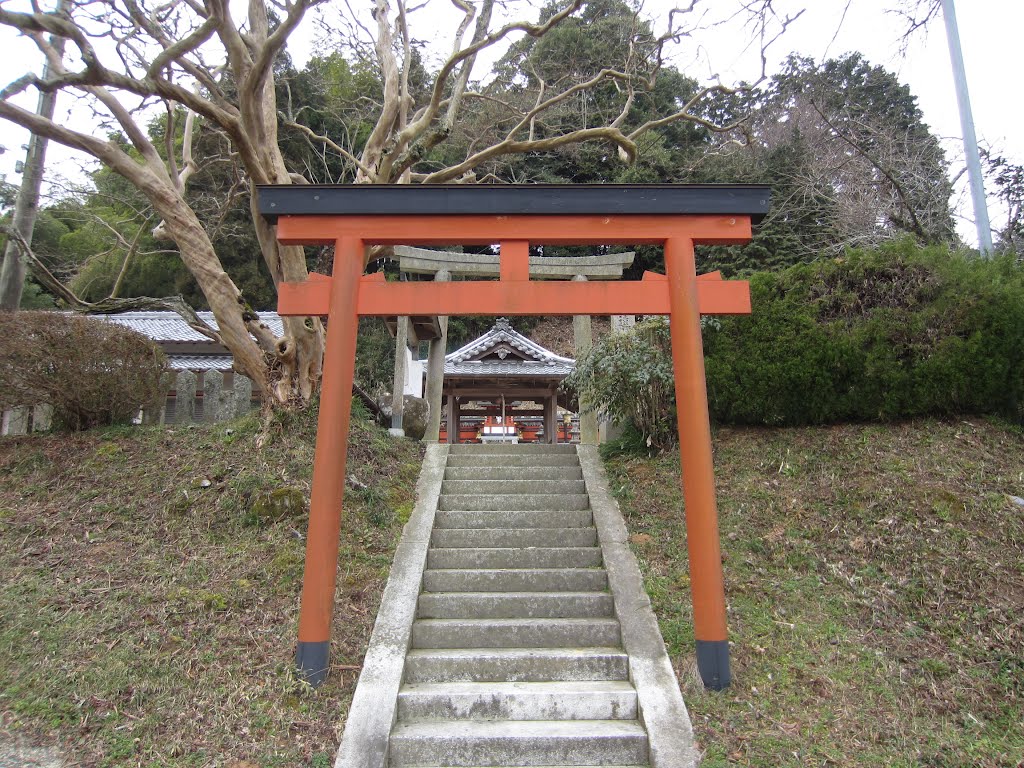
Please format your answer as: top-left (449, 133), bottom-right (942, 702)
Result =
top-left (335, 443), bottom-right (448, 768)
top-left (577, 445), bottom-right (701, 768)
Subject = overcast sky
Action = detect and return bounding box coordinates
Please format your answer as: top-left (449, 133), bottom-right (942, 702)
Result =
top-left (680, 0), bottom-right (1023, 244)
top-left (0, 0), bottom-right (1019, 246)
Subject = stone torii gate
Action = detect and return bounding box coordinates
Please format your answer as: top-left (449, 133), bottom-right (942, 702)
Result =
top-left (259, 183), bottom-right (770, 691)
top-left (392, 245), bottom-right (637, 443)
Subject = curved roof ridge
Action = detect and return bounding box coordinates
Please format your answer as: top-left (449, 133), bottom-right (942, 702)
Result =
top-left (446, 318), bottom-right (574, 365)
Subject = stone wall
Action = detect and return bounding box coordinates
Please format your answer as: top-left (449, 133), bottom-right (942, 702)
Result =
top-left (0, 370), bottom-right (257, 435)
top-left (162, 370), bottom-right (256, 425)
top-left (0, 405), bottom-right (51, 436)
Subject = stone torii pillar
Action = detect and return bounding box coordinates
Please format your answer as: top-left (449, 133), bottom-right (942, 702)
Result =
top-left (572, 274), bottom-right (598, 444)
top-left (389, 315), bottom-right (409, 436)
top-left (423, 270), bottom-right (451, 442)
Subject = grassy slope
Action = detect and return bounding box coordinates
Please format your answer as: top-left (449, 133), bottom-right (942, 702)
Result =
top-left (2, 413), bottom-right (1021, 767)
top-left (604, 418), bottom-right (1023, 767)
top-left (0, 406), bottom-right (422, 767)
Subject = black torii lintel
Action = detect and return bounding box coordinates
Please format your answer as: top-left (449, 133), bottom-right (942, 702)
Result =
top-left (257, 183), bottom-right (771, 222)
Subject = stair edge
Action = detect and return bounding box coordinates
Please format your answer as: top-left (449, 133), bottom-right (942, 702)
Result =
top-left (578, 444), bottom-right (700, 768)
top-left (335, 443), bottom-right (450, 768)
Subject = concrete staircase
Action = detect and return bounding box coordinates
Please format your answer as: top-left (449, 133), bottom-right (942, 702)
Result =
top-left (388, 443), bottom-right (647, 768)
top-left (335, 442), bottom-right (697, 768)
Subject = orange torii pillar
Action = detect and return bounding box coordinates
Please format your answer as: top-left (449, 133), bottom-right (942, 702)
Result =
top-left (259, 183), bottom-right (769, 690)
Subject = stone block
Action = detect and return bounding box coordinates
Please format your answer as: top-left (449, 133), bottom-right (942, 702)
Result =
top-left (203, 370), bottom-right (226, 422)
top-left (233, 375), bottom-right (254, 418)
top-left (611, 314), bottom-right (636, 334)
top-left (31, 404), bottom-right (53, 432)
top-left (402, 395), bottom-right (429, 440)
top-left (3, 407), bottom-right (29, 436)
top-left (175, 370), bottom-right (197, 423)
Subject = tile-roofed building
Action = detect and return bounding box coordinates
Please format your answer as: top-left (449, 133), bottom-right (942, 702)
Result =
top-left (445, 317), bottom-right (575, 379)
top-left (440, 318), bottom-right (576, 444)
top-left (97, 311), bottom-right (283, 371)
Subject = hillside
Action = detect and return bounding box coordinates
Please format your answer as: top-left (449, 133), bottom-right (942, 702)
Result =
top-left (1, 415), bottom-right (1021, 766)
top-left (604, 418), bottom-right (1023, 767)
top-left (0, 406), bottom-right (423, 767)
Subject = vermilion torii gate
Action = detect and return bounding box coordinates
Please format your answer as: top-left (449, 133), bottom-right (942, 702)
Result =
top-left (259, 184), bottom-right (770, 691)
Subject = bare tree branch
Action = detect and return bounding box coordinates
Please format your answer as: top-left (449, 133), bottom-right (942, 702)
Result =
top-left (282, 118), bottom-right (372, 177)
top-left (421, 125), bottom-right (638, 184)
top-left (379, 0), bottom-right (585, 180)
top-left (2, 223), bottom-right (219, 340)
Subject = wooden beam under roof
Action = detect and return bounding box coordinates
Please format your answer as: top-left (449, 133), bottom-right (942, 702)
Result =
top-left (383, 314), bottom-right (442, 342)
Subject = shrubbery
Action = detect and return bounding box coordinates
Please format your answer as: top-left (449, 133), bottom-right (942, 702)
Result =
top-left (564, 318), bottom-right (677, 448)
top-left (0, 311), bottom-right (169, 430)
top-left (567, 242), bottom-right (1024, 442)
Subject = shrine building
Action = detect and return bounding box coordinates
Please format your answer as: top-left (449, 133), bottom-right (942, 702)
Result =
top-left (439, 318), bottom-right (575, 444)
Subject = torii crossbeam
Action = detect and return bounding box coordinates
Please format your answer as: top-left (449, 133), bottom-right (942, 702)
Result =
top-left (259, 184), bottom-right (770, 691)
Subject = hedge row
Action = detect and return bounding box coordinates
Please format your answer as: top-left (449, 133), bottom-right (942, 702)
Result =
top-left (704, 242), bottom-right (1024, 425)
top-left (568, 241), bottom-right (1024, 440)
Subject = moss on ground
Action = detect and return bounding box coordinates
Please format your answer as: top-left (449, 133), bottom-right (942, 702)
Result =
top-left (3, 410), bottom-right (1020, 766)
top-left (0, 403), bottom-right (422, 767)
top-left (604, 418), bottom-right (1024, 767)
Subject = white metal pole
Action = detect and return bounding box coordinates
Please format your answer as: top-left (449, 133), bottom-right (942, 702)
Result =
top-left (940, 0), bottom-right (993, 255)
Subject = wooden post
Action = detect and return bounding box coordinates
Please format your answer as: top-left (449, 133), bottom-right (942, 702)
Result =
top-left (296, 236), bottom-right (364, 687)
top-left (424, 270), bottom-right (451, 442)
top-left (664, 236), bottom-right (730, 690)
top-left (446, 394), bottom-right (457, 444)
top-left (572, 275), bottom-right (598, 445)
top-left (545, 392), bottom-right (558, 445)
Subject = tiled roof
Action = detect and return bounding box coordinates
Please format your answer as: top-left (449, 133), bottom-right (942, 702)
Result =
top-left (167, 355), bottom-right (235, 371)
top-left (445, 318), bottom-right (575, 377)
top-left (445, 359), bottom-right (575, 377)
top-left (97, 311), bottom-right (284, 343)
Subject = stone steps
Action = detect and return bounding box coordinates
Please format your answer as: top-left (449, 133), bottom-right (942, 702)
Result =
top-left (430, 527), bottom-right (598, 549)
top-left (387, 446), bottom-right (651, 768)
top-left (445, 454), bottom-right (581, 468)
top-left (389, 720), bottom-right (649, 767)
top-left (417, 591), bottom-right (613, 619)
top-left (444, 466), bottom-right (584, 482)
top-left (402, 647), bottom-right (630, 684)
top-left (338, 442), bottom-right (697, 768)
top-left (434, 510), bottom-right (594, 528)
top-left (411, 618), bottom-right (622, 649)
top-left (422, 568), bottom-right (608, 593)
top-left (438, 494), bottom-right (591, 511)
top-left (397, 680), bottom-right (638, 721)
top-left (441, 479), bottom-right (588, 495)
top-left (426, 547), bottom-right (603, 570)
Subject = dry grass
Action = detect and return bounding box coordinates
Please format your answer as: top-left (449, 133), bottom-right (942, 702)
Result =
top-left (3, 408), bottom-right (1021, 766)
top-left (0, 404), bottom-right (422, 767)
top-left (604, 418), bottom-right (1024, 767)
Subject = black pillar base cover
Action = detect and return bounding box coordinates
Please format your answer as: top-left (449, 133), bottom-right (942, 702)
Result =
top-left (297, 640), bottom-right (330, 688)
top-left (696, 639), bottom-right (731, 690)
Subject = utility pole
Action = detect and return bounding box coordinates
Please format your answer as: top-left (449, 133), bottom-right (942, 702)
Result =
top-left (0, 5), bottom-right (67, 310)
top-left (939, 0), bottom-right (993, 255)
